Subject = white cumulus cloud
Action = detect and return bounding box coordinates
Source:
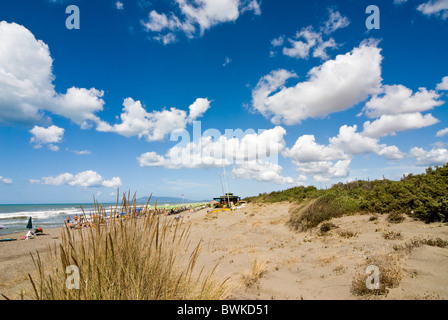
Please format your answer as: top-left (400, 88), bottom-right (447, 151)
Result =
top-left (252, 41), bottom-right (383, 125)
top-left (29, 125), bottom-right (64, 151)
top-left (282, 26), bottom-right (322, 59)
top-left (329, 125), bottom-right (381, 155)
top-left (437, 76), bottom-right (448, 90)
top-left (410, 146), bottom-right (448, 166)
top-left (97, 97), bottom-right (210, 142)
top-left (138, 126), bottom-right (287, 171)
top-left (363, 85), bottom-right (443, 118)
top-left (0, 21), bottom-right (106, 128)
top-left (33, 170), bottom-right (122, 188)
top-left (0, 176), bottom-right (13, 184)
top-left (142, 0), bottom-right (261, 43)
top-left (362, 113), bottom-right (439, 138)
top-left (328, 125), bottom-right (404, 160)
top-left (272, 9), bottom-right (349, 61)
top-left (187, 98), bottom-right (212, 123)
top-left (283, 123), bottom-right (405, 182)
top-left (51, 87), bottom-right (105, 129)
top-left (0, 21), bottom-right (54, 124)
top-left (436, 128), bottom-right (448, 137)
top-left (294, 159), bottom-right (352, 183)
top-left (376, 145), bottom-right (405, 161)
top-left (232, 160), bottom-right (298, 185)
top-left (417, 0), bottom-right (448, 20)
top-left (284, 135), bottom-right (348, 164)
top-left (322, 8), bottom-right (350, 34)
top-left (116, 1), bottom-right (124, 10)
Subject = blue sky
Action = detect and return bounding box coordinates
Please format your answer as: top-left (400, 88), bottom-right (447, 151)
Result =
top-left (0, 0), bottom-right (447, 204)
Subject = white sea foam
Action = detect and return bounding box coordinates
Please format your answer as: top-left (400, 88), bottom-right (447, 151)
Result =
top-left (0, 207), bottom-right (86, 220)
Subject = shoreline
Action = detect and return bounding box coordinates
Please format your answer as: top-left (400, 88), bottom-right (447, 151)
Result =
top-left (0, 225), bottom-right (63, 238)
top-left (0, 202), bottom-right (208, 237)
top-left (1, 202), bottom-right (448, 300)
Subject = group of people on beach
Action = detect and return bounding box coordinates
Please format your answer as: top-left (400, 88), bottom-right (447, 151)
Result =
top-left (65, 214), bottom-right (91, 229)
top-left (138, 205), bottom-right (204, 217)
top-left (64, 205), bottom-right (207, 229)
top-left (166, 206), bottom-right (189, 216)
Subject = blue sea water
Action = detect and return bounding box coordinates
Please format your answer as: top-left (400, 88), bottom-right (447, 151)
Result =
top-left (0, 203), bottom-right (100, 236)
top-left (0, 202), bottom-right (189, 236)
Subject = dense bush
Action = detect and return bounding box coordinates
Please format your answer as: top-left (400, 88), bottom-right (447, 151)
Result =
top-left (246, 163), bottom-right (448, 225)
top-left (359, 165), bottom-right (448, 222)
top-left (245, 186), bottom-right (319, 203)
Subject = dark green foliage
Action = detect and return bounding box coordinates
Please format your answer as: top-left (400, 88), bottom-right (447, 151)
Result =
top-left (359, 164), bottom-right (448, 223)
top-left (245, 186), bottom-right (319, 203)
top-left (246, 163), bottom-right (448, 226)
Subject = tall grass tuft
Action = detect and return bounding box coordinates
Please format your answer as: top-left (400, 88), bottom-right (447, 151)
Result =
top-left (241, 258), bottom-right (267, 289)
top-left (351, 252), bottom-right (403, 296)
top-left (28, 191), bottom-right (231, 300)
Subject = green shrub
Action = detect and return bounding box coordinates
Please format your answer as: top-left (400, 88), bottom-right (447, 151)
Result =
top-left (246, 186), bottom-right (318, 203)
top-left (249, 162), bottom-right (448, 225)
top-left (287, 191), bottom-right (360, 232)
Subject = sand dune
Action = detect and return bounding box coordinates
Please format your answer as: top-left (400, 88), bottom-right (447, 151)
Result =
top-left (184, 202), bottom-right (448, 300)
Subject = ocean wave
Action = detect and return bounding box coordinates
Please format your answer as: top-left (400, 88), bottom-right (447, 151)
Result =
top-left (0, 208), bottom-right (86, 220)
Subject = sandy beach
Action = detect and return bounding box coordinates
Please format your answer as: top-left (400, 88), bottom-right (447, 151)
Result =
top-left (1, 202), bottom-right (448, 300)
top-left (0, 226), bottom-right (63, 299)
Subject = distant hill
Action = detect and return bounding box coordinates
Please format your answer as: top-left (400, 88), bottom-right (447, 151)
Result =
top-left (136, 196), bottom-right (210, 204)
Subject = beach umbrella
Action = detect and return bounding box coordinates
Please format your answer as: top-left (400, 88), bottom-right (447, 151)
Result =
top-left (26, 217), bottom-right (32, 229)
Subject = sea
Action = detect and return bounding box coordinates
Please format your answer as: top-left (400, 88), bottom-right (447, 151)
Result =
top-left (0, 202), bottom-right (185, 236)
